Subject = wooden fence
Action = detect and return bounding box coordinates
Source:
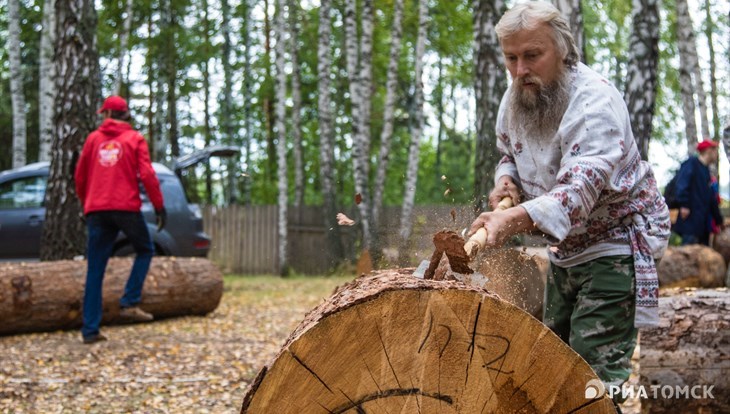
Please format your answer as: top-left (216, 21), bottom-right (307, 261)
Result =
top-left (202, 204), bottom-right (479, 275)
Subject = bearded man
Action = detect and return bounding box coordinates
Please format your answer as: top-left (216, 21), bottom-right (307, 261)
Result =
top-left (468, 1), bottom-right (670, 407)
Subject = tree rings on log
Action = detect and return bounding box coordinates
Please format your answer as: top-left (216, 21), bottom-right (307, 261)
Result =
top-left (0, 257), bottom-right (223, 335)
top-left (241, 269), bottom-right (614, 413)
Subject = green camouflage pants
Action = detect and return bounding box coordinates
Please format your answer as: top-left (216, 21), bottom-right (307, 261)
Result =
top-left (544, 255), bottom-right (637, 395)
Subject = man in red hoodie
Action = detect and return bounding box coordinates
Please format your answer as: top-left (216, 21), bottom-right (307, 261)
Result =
top-left (75, 95), bottom-right (166, 344)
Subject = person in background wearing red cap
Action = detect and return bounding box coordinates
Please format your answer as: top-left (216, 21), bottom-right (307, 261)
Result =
top-left (672, 139), bottom-right (723, 246)
top-left (74, 95), bottom-right (166, 344)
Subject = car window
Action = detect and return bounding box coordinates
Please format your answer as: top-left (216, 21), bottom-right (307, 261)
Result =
top-left (138, 176), bottom-right (188, 210)
top-left (0, 176), bottom-right (47, 209)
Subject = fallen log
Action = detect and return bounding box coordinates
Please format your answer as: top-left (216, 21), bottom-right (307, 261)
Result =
top-left (0, 257), bottom-right (223, 335)
top-left (640, 288), bottom-right (730, 413)
top-left (241, 269), bottom-right (614, 413)
top-left (656, 245), bottom-right (725, 288)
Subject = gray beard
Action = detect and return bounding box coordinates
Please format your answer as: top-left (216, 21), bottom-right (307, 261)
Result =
top-left (508, 69), bottom-right (571, 140)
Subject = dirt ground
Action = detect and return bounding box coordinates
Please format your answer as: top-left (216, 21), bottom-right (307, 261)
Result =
top-left (1, 275), bottom-right (640, 413)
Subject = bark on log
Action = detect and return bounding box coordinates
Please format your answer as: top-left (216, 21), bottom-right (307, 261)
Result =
top-left (0, 257), bottom-right (223, 335)
top-left (712, 226), bottom-right (730, 267)
top-left (640, 288), bottom-right (730, 413)
top-left (241, 269), bottom-right (615, 413)
top-left (656, 245), bottom-right (726, 288)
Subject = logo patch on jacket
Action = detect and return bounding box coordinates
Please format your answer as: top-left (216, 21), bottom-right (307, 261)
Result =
top-left (98, 141), bottom-right (123, 167)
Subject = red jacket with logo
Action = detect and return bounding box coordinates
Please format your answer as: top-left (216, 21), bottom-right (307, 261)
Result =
top-left (75, 119), bottom-right (164, 214)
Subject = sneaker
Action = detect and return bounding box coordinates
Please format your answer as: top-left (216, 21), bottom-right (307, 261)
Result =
top-left (119, 306), bottom-right (154, 322)
top-left (83, 334), bottom-right (107, 344)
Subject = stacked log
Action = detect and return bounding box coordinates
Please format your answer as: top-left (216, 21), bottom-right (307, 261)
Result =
top-left (640, 288), bottom-right (730, 413)
top-left (0, 257), bottom-right (223, 335)
top-left (656, 245), bottom-right (725, 288)
top-left (241, 269), bottom-right (615, 413)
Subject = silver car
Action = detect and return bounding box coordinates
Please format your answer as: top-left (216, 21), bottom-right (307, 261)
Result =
top-left (0, 161), bottom-right (211, 259)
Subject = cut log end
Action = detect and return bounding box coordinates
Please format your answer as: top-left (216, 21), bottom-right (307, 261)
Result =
top-left (241, 269), bottom-right (613, 413)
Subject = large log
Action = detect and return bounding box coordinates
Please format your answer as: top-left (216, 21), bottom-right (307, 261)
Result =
top-left (0, 257), bottom-right (223, 335)
top-left (656, 245), bottom-right (726, 288)
top-left (241, 269), bottom-right (615, 413)
top-left (640, 288), bottom-right (730, 413)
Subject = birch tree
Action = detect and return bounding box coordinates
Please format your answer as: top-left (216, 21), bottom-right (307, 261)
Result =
top-left (399, 0), bottom-right (428, 242)
top-left (7, 0), bottom-right (27, 168)
top-left (552, 0), bottom-right (585, 62)
top-left (317, 0), bottom-right (344, 263)
top-left (676, 0), bottom-right (709, 151)
top-left (373, 0), bottom-right (405, 226)
top-left (221, 0), bottom-right (237, 204)
top-left (274, 0), bottom-right (289, 275)
top-left (290, 0), bottom-right (304, 209)
top-left (241, 0), bottom-right (253, 205)
top-left (344, 0), bottom-right (375, 250)
top-left (202, 0), bottom-right (213, 204)
top-left (624, 0), bottom-right (660, 160)
top-left (41, 0), bottom-right (100, 260)
top-left (703, 0), bottom-right (720, 141)
top-left (113, 0), bottom-right (134, 95)
top-left (473, 0), bottom-right (507, 211)
top-left (38, 0), bottom-right (56, 162)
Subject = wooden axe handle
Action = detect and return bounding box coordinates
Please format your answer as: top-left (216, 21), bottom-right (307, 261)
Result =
top-left (464, 197), bottom-right (514, 259)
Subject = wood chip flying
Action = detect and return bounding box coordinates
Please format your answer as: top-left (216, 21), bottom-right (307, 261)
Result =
top-left (336, 213), bottom-right (355, 226)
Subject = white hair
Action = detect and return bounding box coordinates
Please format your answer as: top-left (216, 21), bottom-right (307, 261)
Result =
top-left (495, 1), bottom-right (580, 67)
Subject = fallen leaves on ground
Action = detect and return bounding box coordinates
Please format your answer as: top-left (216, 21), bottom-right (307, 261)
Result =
top-left (0, 275), bottom-right (351, 414)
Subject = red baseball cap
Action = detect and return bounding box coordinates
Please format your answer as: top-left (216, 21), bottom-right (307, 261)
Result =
top-left (696, 139), bottom-right (719, 152)
top-left (97, 95), bottom-right (129, 113)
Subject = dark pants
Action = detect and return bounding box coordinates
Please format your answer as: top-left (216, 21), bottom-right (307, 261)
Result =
top-left (82, 211), bottom-right (154, 338)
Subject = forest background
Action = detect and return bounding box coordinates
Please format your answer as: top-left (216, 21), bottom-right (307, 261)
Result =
top-left (1, 0), bottom-right (729, 270)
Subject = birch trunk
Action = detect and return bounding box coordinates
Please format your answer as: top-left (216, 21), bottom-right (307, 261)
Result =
top-left (317, 0), bottom-right (344, 264)
top-left (202, 0), bottom-right (213, 204)
top-left (373, 0), bottom-right (405, 226)
top-left (38, 0), bottom-right (56, 163)
top-left (8, 0), bottom-right (27, 168)
top-left (221, 0), bottom-right (237, 204)
top-left (290, 0), bottom-right (304, 209)
top-left (399, 0), bottom-right (428, 243)
top-left (40, 0), bottom-right (100, 261)
top-left (275, 0), bottom-right (289, 275)
top-left (473, 0), bottom-right (507, 211)
top-left (676, 0), bottom-right (707, 150)
top-left (704, 0), bottom-right (720, 141)
top-left (114, 0), bottom-right (134, 95)
top-left (344, 0), bottom-right (373, 250)
top-left (165, 1), bottom-right (179, 158)
top-left (624, 0), bottom-right (660, 160)
top-left (551, 0), bottom-right (585, 63)
top-left (241, 0), bottom-right (253, 205)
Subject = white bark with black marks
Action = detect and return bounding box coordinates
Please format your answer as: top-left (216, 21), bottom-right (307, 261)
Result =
top-left (317, 0), bottom-right (344, 262)
top-left (290, 0), bottom-right (304, 209)
top-left (38, 0), bottom-right (56, 163)
top-left (472, 0), bottom-right (507, 210)
top-left (41, 0), bottom-right (100, 260)
top-left (624, 0), bottom-right (660, 160)
top-left (344, 0), bottom-right (374, 249)
top-left (275, 0), bottom-right (289, 275)
top-left (373, 0), bottom-right (405, 226)
top-left (399, 0), bottom-right (428, 242)
top-left (8, 0), bottom-right (27, 168)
